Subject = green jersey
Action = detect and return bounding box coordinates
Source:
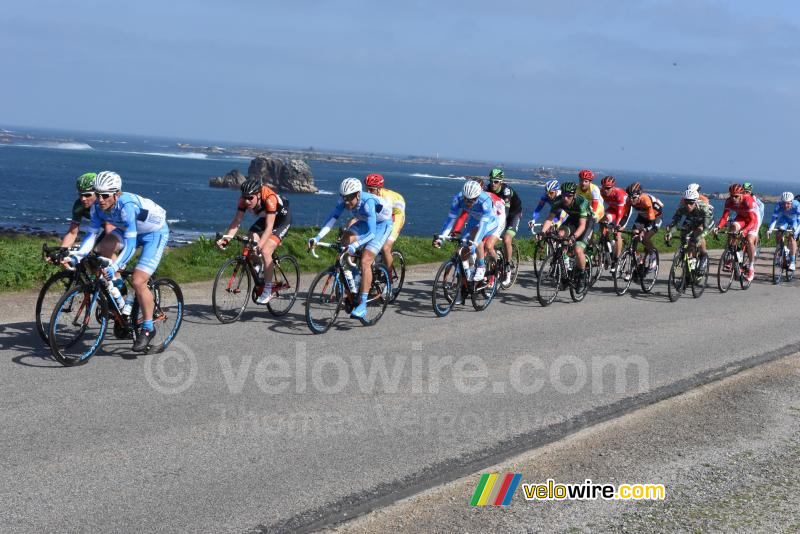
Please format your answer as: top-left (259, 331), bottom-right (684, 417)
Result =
top-left (549, 195), bottom-right (590, 226)
top-left (70, 199), bottom-right (92, 225)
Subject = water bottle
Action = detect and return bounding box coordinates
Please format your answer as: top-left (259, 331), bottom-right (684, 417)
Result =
top-left (784, 246), bottom-right (790, 260)
top-left (105, 277), bottom-right (125, 311)
top-left (353, 270), bottom-right (362, 291)
top-left (606, 240), bottom-right (613, 254)
top-left (688, 257), bottom-right (697, 270)
top-left (122, 293), bottom-right (135, 316)
top-left (736, 250), bottom-right (744, 264)
top-left (343, 268), bottom-right (358, 293)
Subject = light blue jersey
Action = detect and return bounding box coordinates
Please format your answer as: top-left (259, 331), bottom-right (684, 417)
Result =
top-left (317, 191), bottom-right (392, 251)
top-left (439, 191), bottom-right (499, 243)
top-left (768, 199), bottom-right (800, 237)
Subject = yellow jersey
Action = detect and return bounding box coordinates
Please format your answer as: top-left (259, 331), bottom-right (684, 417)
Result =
top-left (577, 183), bottom-right (604, 221)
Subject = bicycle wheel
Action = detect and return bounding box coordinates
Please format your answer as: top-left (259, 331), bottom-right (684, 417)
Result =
top-left (48, 284), bottom-right (107, 366)
top-left (536, 253), bottom-right (561, 306)
top-left (690, 255), bottom-right (708, 298)
top-left (499, 243), bottom-right (520, 290)
top-left (717, 249), bottom-right (734, 293)
top-left (772, 246), bottom-right (783, 285)
top-left (569, 259), bottom-right (589, 302)
top-left (131, 278), bottom-right (184, 353)
top-left (614, 250), bottom-right (634, 296)
top-left (532, 239), bottom-right (551, 278)
top-left (387, 250), bottom-right (406, 303)
top-left (667, 253), bottom-right (685, 302)
top-left (471, 260), bottom-right (499, 311)
top-left (212, 258), bottom-right (251, 323)
top-left (305, 268), bottom-right (343, 334)
top-left (432, 260), bottom-right (461, 317)
top-left (36, 269), bottom-right (77, 344)
top-left (267, 254), bottom-right (300, 316)
top-left (739, 251), bottom-right (753, 290)
top-left (640, 249), bottom-right (659, 293)
top-left (360, 265), bottom-right (391, 326)
top-left (587, 242), bottom-right (602, 287)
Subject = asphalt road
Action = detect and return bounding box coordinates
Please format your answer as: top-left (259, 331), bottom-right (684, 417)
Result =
top-left (1, 250), bottom-right (798, 533)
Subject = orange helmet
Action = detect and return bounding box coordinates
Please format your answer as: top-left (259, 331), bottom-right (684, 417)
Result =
top-left (626, 182), bottom-right (642, 196)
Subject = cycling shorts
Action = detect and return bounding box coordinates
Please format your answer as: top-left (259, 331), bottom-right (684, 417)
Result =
top-left (634, 215), bottom-right (662, 233)
top-left (564, 219), bottom-right (594, 250)
top-left (350, 220), bottom-right (393, 254)
top-left (248, 210), bottom-right (292, 245)
top-left (110, 227), bottom-right (169, 275)
top-left (503, 212), bottom-right (522, 238)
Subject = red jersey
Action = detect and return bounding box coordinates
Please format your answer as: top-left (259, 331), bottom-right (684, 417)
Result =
top-left (717, 195), bottom-right (757, 230)
top-left (601, 187), bottom-right (627, 223)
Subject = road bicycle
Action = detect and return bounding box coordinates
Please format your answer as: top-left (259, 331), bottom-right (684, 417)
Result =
top-left (378, 248), bottom-right (405, 303)
top-left (665, 226), bottom-right (708, 301)
top-left (535, 233), bottom-right (591, 306)
top-left (36, 245), bottom-right (88, 344)
top-left (48, 252), bottom-right (183, 366)
top-left (716, 230), bottom-right (752, 292)
top-left (585, 222), bottom-right (618, 287)
top-left (211, 234), bottom-right (300, 323)
top-left (614, 228), bottom-right (659, 296)
top-left (431, 236), bottom-right (500, 317)
top-left (305, 242), bottom-right (391, 334)
top-left (771, 229), bottom-right (796, 285)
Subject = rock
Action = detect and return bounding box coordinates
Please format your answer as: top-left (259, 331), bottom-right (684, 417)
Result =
top-left (246, 156), bottom-right (318, 193)
top-left (209, 169), bottom-right (247, 189)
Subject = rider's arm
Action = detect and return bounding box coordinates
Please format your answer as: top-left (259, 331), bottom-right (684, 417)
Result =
top-left (702, 204), bottom-right (713, 230)
top-left (73, 208), bottom-right (105, 260)
top-left (531, 196), bottom-right (547, 223)
top-left (716, 203), bottom-right (732, 230)
top-left (439, 195), bottom-right (462, 238)
top-left (620, 201), bottom-right (634, 230)
top-left (60, 221), bottom-right (81, 248)
top-left (317, 200), bottom-right (345, 240)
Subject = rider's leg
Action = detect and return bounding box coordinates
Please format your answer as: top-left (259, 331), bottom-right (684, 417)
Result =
top-left (131, 268), bottom-right (154, 322)
top-left (256, 234), bottom-right (278, 286)
top-left (382, 239), bottom-right (394, 273)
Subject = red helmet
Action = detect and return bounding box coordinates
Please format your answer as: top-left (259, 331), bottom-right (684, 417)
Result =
top-left (729, 183), bottom-right (744, 195)
top-left (365, 173), bottom-right (384, 188)
top-left (600, 175), bottom-right (616, 187)
top-left (578, 169), bottom-right (594, 181)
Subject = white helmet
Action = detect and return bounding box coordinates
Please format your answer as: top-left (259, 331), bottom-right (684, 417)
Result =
top-left (462, 180), bottom-right (482, 200)
top-left (94, 171), bottom-right (122, 193)
top-left (339, 177), bottom-right (362, 196)
top-left (781, 191), bottom-right (794, 202)
top-left (687, 183), bottom-right (700, 192)
top-left (683, 189), bottom-right (699, 201)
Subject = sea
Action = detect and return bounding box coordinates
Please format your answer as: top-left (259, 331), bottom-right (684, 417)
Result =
top-left (0, 126), bottom-right (792, 243)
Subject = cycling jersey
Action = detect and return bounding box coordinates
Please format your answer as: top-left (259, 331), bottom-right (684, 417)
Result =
top-left (577, 183), bottom-right (604, 221)
top-left (440, 191), bottom-right (499, 243)
top-left (318, 191), bottom-right (392, 253)
top-left (70, 199), bottom-right (94, 224)
top-left (768, 199), bottom-right (800, 237)
top-left (625, 193), bottom-right (663, 222)
top-left (75, 192), bottom-right (168, 275)
top-left (237, 184), bottom-right (289, 218)
top-left (378, 188), bottom-right (406, 242)
top-left (531, 193), bottom-right (569, 223)
top-left (600, 187), bottom-right (627, 224)
top-left (549, 195), bottom-right (590, 226)
top-left (486, 183), bottom-right (522, 217)
top-left (665, 200), bottom-right (714, 232)
top-left (752, 195), bottom-right (765, 226)
top-left (717, 195), bottom-right (758, 235)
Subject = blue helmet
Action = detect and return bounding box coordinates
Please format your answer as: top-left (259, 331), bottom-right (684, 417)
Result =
top-left (545, 179), bottom-right (560, 192)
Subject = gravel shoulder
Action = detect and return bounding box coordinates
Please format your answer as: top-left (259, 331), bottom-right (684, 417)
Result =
top-left (331, 352), bottom-right (800, 533)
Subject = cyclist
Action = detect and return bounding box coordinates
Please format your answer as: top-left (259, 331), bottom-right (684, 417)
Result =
top-left (67, 171), bottom-right (169, 352)
top-left (687, 183), bottom-right (710, 204)
top-left (535, 181), bottom-right (592, 292)
top-left (599, 175), bottom-right (627, 270)
top-left (766, 192), bottom-right (800, 272)
top-left (216, 179), bottom-right (292, 304)
top-left (308, 177), bottom-right (393, 319)
top-left (59, 172), bottom-right (98, 248)
top-left (664, 189), bottom-right (714, 275)
top-left (713, 184), bottom-right (759, 282)
top-left (577, 169), bottom-right (604, 223)
top-left (364, 173), bottom-right (405, 278)
top-left (621, 182), bottom-right (663, 273)
top-left (485, 168), bottom-right (523, 285)
top-left (528, 179), bottom-right (567, 230)
top-left (434, 180), bottom-right (499, 283)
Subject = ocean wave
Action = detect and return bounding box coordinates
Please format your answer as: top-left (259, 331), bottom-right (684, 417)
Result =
top-left (409, 172), bottom-right (465, 181)
top-left (14, 142), bottom-right (93, 150)
top-left (316, 189), bottom-right (335, 195)
top-left (167, 218), bottom-right (183, 224)
top-left (128, 151), bottom-right (209, 159)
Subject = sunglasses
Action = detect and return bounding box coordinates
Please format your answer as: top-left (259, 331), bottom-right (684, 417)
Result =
top-left (366, 187), bottom-right (379, 194)
top-left (601, 186), bottom-right (612, 191)
top-left (685, 200), bottom-right (696, 205)
top-left (79, 192), bottom-right (95, 198)
top-left (242, 195), bottom-right (257, 201)
top-left (731, 195), bottom-right (742, 201)
top-left (97, 193), bottom-right (115, 199)
top-left (343, 192), bottom-right (359, 202)
top-left (491, 179), bottom-right (502, 184)
top-left (563, 192), bottom-right (575, 198)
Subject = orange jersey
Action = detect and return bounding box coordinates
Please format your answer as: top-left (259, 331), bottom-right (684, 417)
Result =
top-left (626, 193), bottom-right (663, 221)
top-left (237, 185), bottom-right (285, 216)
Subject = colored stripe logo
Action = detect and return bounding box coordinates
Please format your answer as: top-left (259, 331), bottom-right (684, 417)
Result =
top-left (469, 474), bottom-right (522, 505)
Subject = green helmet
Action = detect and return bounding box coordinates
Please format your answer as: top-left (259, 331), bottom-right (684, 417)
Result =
top-left (562, 181), bottom-right (578, 194)
top-left (488, 168), bottom-right (504, 180)
top-left (76, 172), bottom-right (97, 192)
top-left (743, 181), bottom-right (753, 193)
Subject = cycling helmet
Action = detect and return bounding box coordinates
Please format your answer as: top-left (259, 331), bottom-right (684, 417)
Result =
top-left (76, 172), bottom-right (96, 192)
top-left (683, 189), bottom-right (699, 201)
top-left (339, 177), bottom-right (362, 196)
top-left (488, 168), bottom-right (504, 181)
top-left (687, 182), bottom-right (701, 192)
top-left (94, 171), bottom-right (122, 193)
top-left (240, 178), bottom-right (262, 197)
top-left (729, 184), bottom-right (744, 195)
top-left (781, 191), bottom-right (794, 202)
top-left (600, 175), bottom-right (616, 187)
top-left (626, 182), bottom-right (642, 196)
top-left (544, 179), bottom-right (560, 192)
top-left (365, 173), bottom-right (384, 188)
top-left (462, 180), bottom-right (483, 200)
top-left (578, 169), bottom-right (594, 181)
top-left (742, 181), bottom-right (753, 193)
top-left (561, 182), bottom-right (578, 195)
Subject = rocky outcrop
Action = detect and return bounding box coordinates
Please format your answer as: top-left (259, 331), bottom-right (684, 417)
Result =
top-left (209, 157), bottom-right (317, 193)
top-left (209, 169), bottom-right (247, 189)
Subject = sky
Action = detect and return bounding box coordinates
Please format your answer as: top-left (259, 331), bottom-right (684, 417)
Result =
top-left (2, 0), bottom-right (799, 179)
